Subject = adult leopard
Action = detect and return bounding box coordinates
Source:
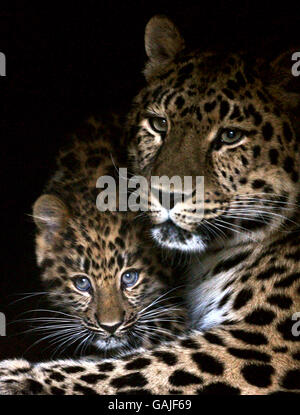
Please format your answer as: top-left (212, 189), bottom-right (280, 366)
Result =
top-left (0, 15), bottom-right (299, 394)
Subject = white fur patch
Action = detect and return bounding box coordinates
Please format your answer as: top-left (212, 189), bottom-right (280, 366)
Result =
top-left (187, 246), bottom-right (250, 330)
top-left (151, 227), bottom-right (207, 252)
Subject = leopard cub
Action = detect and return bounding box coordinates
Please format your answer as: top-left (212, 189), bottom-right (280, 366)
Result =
top-left (31, 116), bottom-right (186, 357)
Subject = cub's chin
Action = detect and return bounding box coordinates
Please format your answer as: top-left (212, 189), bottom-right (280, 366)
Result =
top-left (92, 331), bottom-right (143, 355)
top-left (151, 220), bottom-right (208, 253)
top-left (93, 336), bottom-right (129, 351)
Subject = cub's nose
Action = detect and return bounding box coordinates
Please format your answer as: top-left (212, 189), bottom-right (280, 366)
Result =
top-left (99, 321), bottom-right (123, 334)
top-left (95, 311), bottom-right (125, 334)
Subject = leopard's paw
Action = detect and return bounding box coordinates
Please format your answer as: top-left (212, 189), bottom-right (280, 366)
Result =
top-left (0, 375), bottom-right (47, 395)
top-left (0, 359), bottom-right (38, 395)
top-left (0, 359), bottom-right (32, 377)
top-left (0, 377), bottom-right (27, 395)
top-left (0, 358), bottom-right (31, 370)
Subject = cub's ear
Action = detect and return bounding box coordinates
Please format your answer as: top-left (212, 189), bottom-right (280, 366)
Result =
top-left (33, 194), bottom-right (69, 240)
top-left (144, 15), bottom-right (185, 80)
top-left (261, 49), bottom-right (300, 112)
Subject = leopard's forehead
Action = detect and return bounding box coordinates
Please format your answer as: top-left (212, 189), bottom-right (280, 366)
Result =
top-left (166, 52), bottom-right (246, 85)
top-left (131, 50), bottom-right (273, 136)
top-left (141, 51), bottom-right (253, 102)
top-left (129, 48), bottom-right (298, 167)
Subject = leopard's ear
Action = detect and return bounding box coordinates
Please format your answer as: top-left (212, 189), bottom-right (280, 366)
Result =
top-left (261, 49), bottom-right (300, 112)
top-left (33, 194), bottom-right (69, 240)
top-left (144, 15), bottom-right (185, 80)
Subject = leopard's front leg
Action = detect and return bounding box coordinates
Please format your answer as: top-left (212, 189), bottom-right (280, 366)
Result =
top-left (1, 323), bottom-right (297, 395)
top-left (0, 357), bottom-right (128, 395)
top-left (0, 358), bottom-right (104, 395)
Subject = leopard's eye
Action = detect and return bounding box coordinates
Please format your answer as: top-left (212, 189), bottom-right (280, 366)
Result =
top-left (220, 128), bottom-right (243, 144)
top-left (73, 276), bottom-right (92, 292)
top-left (121, 269), bottom-right (139, 288)
top-left (148, 117), bottom-right (168, 134)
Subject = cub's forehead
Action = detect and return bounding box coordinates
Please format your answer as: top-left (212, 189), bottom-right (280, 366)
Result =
top-left (71, 213), bottom-right (141, 256)
top-left (70, 218), bottom-right (143, 279)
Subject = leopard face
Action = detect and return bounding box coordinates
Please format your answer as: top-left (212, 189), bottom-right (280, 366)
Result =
top-left (128, 16), bottom-right (300, 252)
top-left (32, 195), bottom-right (184, 356)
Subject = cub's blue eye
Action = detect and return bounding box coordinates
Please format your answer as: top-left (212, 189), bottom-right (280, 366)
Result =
top-left (73, 276), bottom-right (92, 292)
top-left (121, 270), bottom-right (139, 288)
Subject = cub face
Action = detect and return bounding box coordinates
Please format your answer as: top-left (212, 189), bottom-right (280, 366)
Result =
top-left (33, 193), bottom-right (184, 355)
top-left (128, 16), bottom-right (300, 252)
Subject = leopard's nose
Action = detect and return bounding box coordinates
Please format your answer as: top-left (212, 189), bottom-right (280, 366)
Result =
top-left (157, 189), bottom-right (182, 210)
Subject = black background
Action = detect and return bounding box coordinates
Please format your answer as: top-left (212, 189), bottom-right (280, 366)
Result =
top-left (0, 1), bottom-right (299, 361)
